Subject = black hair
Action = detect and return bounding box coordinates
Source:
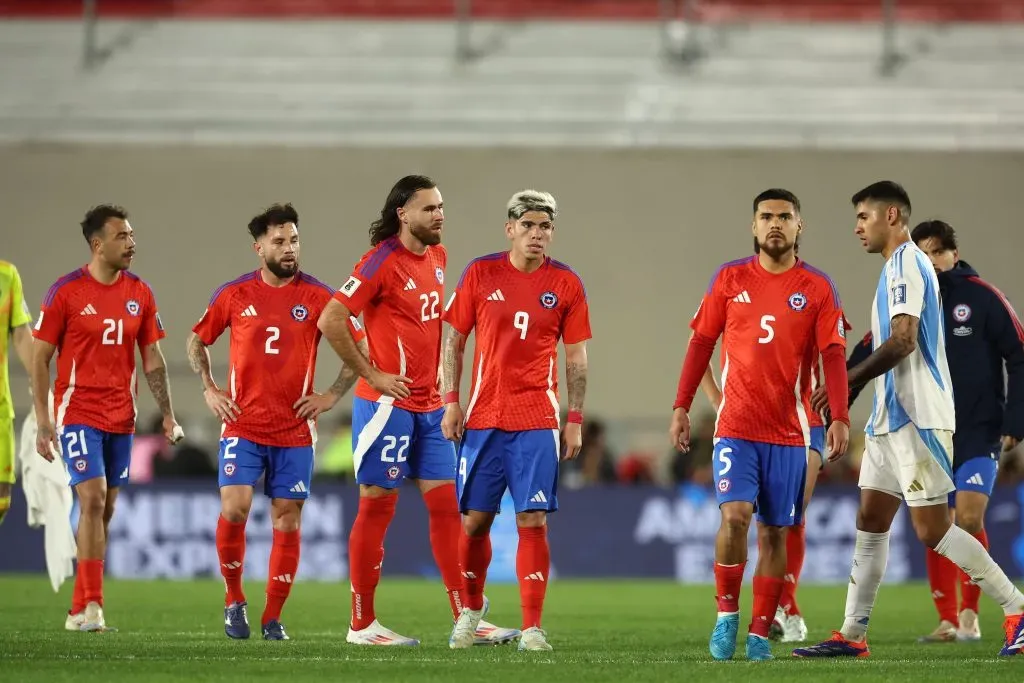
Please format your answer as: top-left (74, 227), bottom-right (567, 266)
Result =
top-left (81, 204), bottom-right (128, 244)
top-left (911, 220), bottom-right (958, 251)
top-left (850, 181), bottom-right (912, 223)
top-left (248, 203), bottom-right (299, 240)
top-left (752, 188), bottom-right (801, 214)
top-left (369, 175), bottom-right (436, 246)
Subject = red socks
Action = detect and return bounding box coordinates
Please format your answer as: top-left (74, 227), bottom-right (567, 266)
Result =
top-left (79, 558), bottom-right (104, 607)
top-left (959, 529), bottom-right (989, 613)
top-left (517, 526), bottom-right (550, 630)
top-left (263, 528), bottom-right (301, 624)
top-left (779, 523), bottom-right (806, 616)
top-left (423, 484), bottom-right (466, 619)
top-left (348, 494), bottom-right (397, 631)
top-left (714, 562), bottom-right (745, 613)
top-left (749, 575), bottom-right (785, 638)
top-left (459, 532), bottom-right (492, 611)
top-left (216, 515), bottom-right (247, 606)
top-left (71, 566), bottom-right (86, 614)
top-left (926, 546), bottom-right (959, 624)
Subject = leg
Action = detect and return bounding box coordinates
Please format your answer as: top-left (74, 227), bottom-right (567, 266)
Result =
top-left (0, 418), bottom-right (13, 525)
top-left (921, 496), bottom-right (959, 640)
top-left (778, 448), bottom-right (820, 622)
top-left (951, 454), bottom-right (998, 639)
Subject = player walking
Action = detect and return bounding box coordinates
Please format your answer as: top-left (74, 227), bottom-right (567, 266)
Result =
top-left (794, 181), bottom-right (1024, 658)
top-left (442, 190), bottom-right (591, 652)
top-left (188, 204), bottom-right (359, 640)
top-left (31, 205), bottom-right (184, 632)
top-left (0, 260), bottom-right (34, 526)
top-left (670, 189), bottom-right (851, 662)
top-left (318, 175), bottom-right (518, 646)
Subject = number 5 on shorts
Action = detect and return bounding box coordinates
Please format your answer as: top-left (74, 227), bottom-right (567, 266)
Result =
top-left (717, 447), bottom-right (733, 476)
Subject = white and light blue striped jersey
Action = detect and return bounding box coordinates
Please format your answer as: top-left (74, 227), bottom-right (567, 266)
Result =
top-left (867, 241), bottom-right (955, 436)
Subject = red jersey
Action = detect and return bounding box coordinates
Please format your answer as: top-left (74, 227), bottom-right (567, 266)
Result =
top-left (335, 237), bottom-right (446, 413)
top-left (33, 267), bottom-right (165, 434)
top-left (691, 256), bottom-right (847, 446)
top-left (193, 270), bottom-right (360, 448)
top-left (443, 253), bottom-right (591, 431)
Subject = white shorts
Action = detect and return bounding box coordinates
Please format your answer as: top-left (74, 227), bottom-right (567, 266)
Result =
top-left (859, 424), bottom-right (955, 507)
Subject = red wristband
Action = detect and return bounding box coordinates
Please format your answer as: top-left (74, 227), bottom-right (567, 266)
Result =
top-left (567, 411), bottom-right (583, 424)
top-left (443, 391), bottom-right (460, 405)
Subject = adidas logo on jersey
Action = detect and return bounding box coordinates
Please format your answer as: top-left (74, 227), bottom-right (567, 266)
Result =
top-left (530, 491), bottom-right (548, 504)
top-left (240, 305), bottom-right (257, 317)
top-left (290, 481), bottom-right (308, 493)
top-left (486, 289), bottom-right (506, 302)
top-left (403, 278), bottom-right (417, 291)
top-left (967, 473), bottom-right (985, 486)
top-left (80, 304), bottom-right (97, 316)
top-left (732, 291), bottom-right (752, 304)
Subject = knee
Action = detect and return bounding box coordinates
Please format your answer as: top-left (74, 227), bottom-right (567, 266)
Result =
top-left (720, 507), bottom-right (752, 537)
top-left (463, 513), bottom-right (494, 537)
top-left (221, 499), bottom-right (251, 524)
top-left (78, 491), bottom-right (107, 518)
top-left (856, 509), bottom-right (891, 534)
top-left (956, 510), bottom-right (985, 535)
top-left (272, 510), bottom-right (301, 533)
top-left (515, 511), bottom-right (547, 529)
top-left (912, 518), bottom-right (950, 549)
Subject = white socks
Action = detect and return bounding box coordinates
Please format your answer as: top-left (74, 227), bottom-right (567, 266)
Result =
top-left (840, 530), bottom-right (890, 641)
top-left (934, 524), bottom-right (1024, 616)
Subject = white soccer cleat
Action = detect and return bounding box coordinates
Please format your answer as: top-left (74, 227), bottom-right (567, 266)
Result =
top-left (80, 601), bottom-right (108, 632)
top-left (518, 626), bottom-right (553, 651)
top-left (449, 606), bottom-right (486, 649)
top-left (769, 607), bottom-right (786, 641)
top-left (475, 620), bottom-right (522, 646)
top-left (346, 619), bottom-right (420, 646)
top-left (780, 614), bottom-right (809, 643)
top-left (917, 619), bottom-right (958, 643)
top-left (957, 609), bottom-right (982, 641)
top-left (65, 611), bottom-right (85, 631)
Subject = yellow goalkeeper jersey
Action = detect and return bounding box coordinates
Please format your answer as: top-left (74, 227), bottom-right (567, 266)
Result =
top-left (1, 261), bottom-right (33, 420)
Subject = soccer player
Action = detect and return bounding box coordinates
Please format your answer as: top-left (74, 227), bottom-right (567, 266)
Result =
top-left (188, 203), bottom-right (361, 641)
top-left (442, 190), bottom-right (591, 652)
top-left (318, 175), bottom-right (518, 646)
top-left (844, 220), bottom-right (1024, 643)
top-left (1, 261), bottom-right (34, 526)
top-left (794, 181), bottom-right (1024, 658)
top-left (669, 188), bottom-right (852, 662)
top-left (31, 205), bottom-right (183, 632)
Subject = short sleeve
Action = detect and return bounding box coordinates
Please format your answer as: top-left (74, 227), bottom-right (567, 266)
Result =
top-left (814, 281), bottom-right (848, 350)
top-left (333, 250), bottom-right (387, 317)
top-left (441, 263), bottom-right (478, 336)
top-left (9, 265), bottom-right (32, 328)
top-left (33, 283), bottom-right (67, 346)
top-left (192, 289), bottom-right (231, 346)
top-left (888, 249), bottom-right (926, 320)
top-left (690, 273), bottom-right (728, 339)
top-left (138, 285), bottom-right (166, 347)
top-left (562, 280), bottom-right (592, 345)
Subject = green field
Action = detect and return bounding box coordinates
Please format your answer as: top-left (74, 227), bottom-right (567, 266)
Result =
top-left (1, 576), bottom-right (1022, 682)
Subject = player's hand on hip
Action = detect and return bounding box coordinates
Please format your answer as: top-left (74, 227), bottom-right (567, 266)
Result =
top-left (669, 408), bottom-right (691, 453)
top-left (36, 420), bottom-right (58, 461)
top-left (368, 370), bottom-right (412, 400)
top-left (163, 416), bottom-right (185, 445)
top-left (561, 421), bottom-right (583, 461)
top-left (204, 387), bottom-right (241, 422)
top-left (1002, 435), bottom-right (1020, 453)
top-left (441, 403), bottom-right (464, 442)
top-left (293, 391), bottom-right (339, 420)
top-left (826, 420), bottom-right (850, 462)
top-left (809, 386), bottom-right (829, 415)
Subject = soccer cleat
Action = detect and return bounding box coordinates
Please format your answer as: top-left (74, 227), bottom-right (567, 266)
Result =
top-left (917, 619), bottom-right (957, 643)
top-left (769, 607), bottom-right (785, 641)
top-left (999, 613), bottom-right (1024, 656)
top-left (224, 601), bottom-right (250, 639)
top-left (80, 601), bottom-right (112, 632)
top-left (475, 620), bottom-right (522, 646)
top-left (709, 613), bottom-right (739, 661)
top-left (346, 619), bottom-right (420, 646)
top-left (780, 614), bottom-right (809, 643)
top-left (746, 633), bottom-right (773, 661)
top-left (518, 626), bottom-right (553, 651)
top-left (792, 631), bottom-right (869, 658)
top-left (450, 599), bottom-right (488, 649)
top-left (956, 609), bottom-right (981, 641)
top-left (65, 611), bottom-right (85, 632)
top-left (262, 620), bottom-right (289, 640)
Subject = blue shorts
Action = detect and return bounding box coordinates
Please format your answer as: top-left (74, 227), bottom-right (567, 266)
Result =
top-left (60, 424), bottom-right (133, 488)
top-left (457, 428), bottom-right (560, 515)
top-left (351, 397), bottom-right (456, 488)
top-left (809, 426), bottom-right (826, 469)
top-left (218, 436), bottom-right (314, 500)
top-left (948, 454), bottom-right (999, 507)
top-left (713, 437), bottom-right (806, 527)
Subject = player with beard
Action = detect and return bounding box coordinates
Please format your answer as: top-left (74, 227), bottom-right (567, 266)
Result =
top-left (32, 205), bottom-right (184, 632)
top-left (188, 203), bottom-right (362, 640)
top-left (319, 176), bottom-right (519, 646)
top-left (669, 188), bottom-right (851, 662)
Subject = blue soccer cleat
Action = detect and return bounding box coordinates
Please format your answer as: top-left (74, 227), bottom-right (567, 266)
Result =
top-left (999, 614), bottom-right (1024, 656)
top-left (792, 631), bottom-right (869, 658)
top-left (224, 601), bottom-right (250, 640)
top-left (262, 620), bottom-right (290, 641)
top-left (746, 633), bottom-right (773, 661)
top-left (709, 613), bottom-right (739, 661)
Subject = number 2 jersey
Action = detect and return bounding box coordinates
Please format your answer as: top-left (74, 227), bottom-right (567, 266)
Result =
top-left (692, 256), bottom-right (847, 446)
top-left (443, 252), bottom-right (591, 431)
top-left (33, 266), bottom-right (166, 434)
top-left (193, 270), bottom-right (364, 447)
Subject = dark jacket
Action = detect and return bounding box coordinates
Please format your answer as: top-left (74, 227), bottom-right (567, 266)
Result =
top-left (848, 261), bottom-right (1024, 465)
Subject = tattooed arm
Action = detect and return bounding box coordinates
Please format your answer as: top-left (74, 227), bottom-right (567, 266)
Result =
top-left (294, 337), bottom-right (370, 420)
top-left (187, 332), bottom-right (240, 422)
top-left (440, 324), bottom-right (467, 441)
top-left (141, 341), bottom-right (183, 443)
top-left (562, 341), bottom-right (588, 460)
top-left (328, 336), bottom-right (369, 399)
